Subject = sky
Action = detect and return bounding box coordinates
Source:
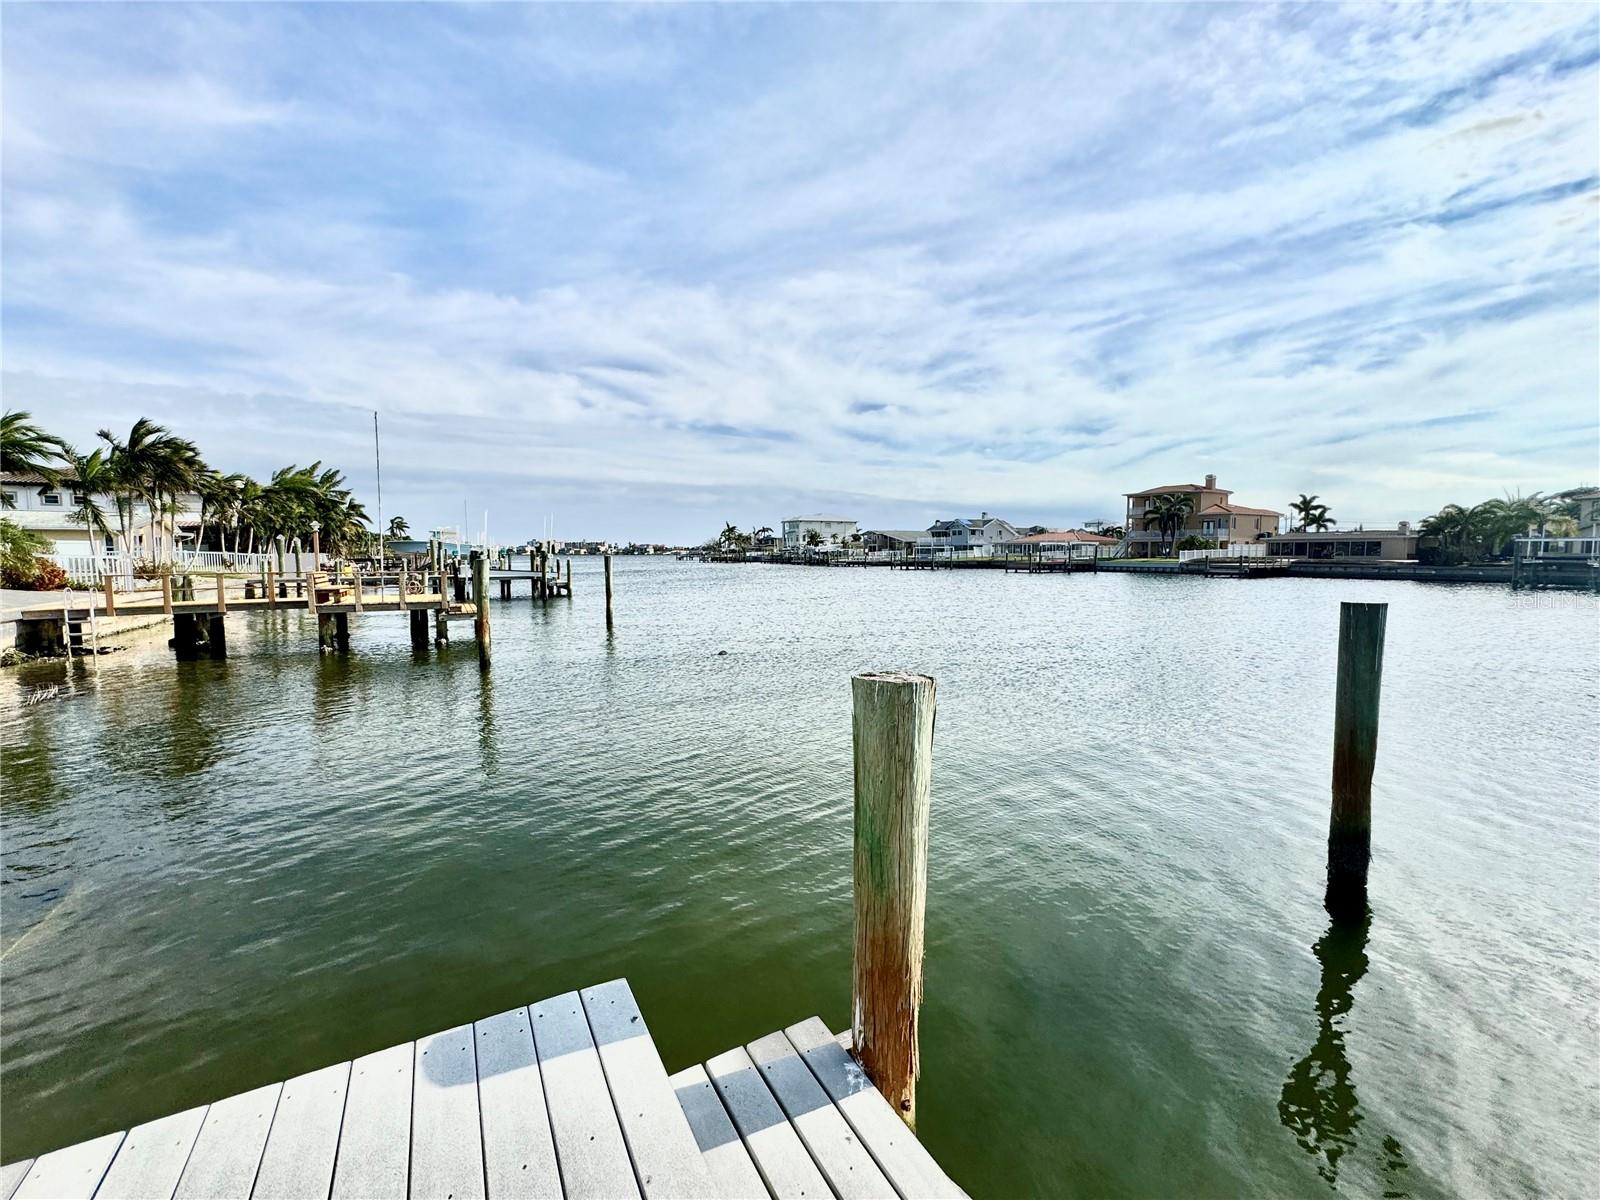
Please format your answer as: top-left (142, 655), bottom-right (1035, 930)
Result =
top-left (3, 2), bottom-right (1598, 544)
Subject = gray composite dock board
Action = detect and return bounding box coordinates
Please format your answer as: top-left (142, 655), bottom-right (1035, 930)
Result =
top-left (748, 1031), bottom-right (895, 1200)
top-left (530, 991), bottom-right (642, 1200)
top-left (786, 1018), bottom-right (965, 1199)
top-left (581, 980), bottom-right (714, 1199)
top-left (705, 1047), bottom-right (831, 1200)
top-left (251, 1061), bottom-right (350, 1200)
top-left (1, 981), bottom-right (963, 1200)
top-left (172, 1080), bottom-right (280, 1199)
top-left (13, 1132), bottom-right (124, 1200)
top-left (94, 1104), bottom-right (207, 1200)
top-left (667, 1063), bottom-right (767, 1199)
top-left (412, 1023), bottom-right (487, 1200)
top-left (475, 1006), bottom-right (562, 1199)
top-left (331, 1041), bottom-right (412, 1200)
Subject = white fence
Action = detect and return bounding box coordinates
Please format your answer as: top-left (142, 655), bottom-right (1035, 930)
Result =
top-left (1178, 544), bottom-right (1267, 562)
top-left (49, 549), bottom-right (324, 584)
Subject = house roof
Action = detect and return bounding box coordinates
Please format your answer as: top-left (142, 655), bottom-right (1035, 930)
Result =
top-left (1269, 528), bottom-right (1416, 539)
top-left (1197, 502), bottom-right (1281, 517)
top-left (784, 514), bottom-right (855, 523)
top-left (1, 470), bottom-right (79, 487)
top-left (862, 529), bottom-right (925, 541)
top-left (1125, 482), bottom-right (1232, 497)
top-left (1006, 529), bottom-right (1118, 544)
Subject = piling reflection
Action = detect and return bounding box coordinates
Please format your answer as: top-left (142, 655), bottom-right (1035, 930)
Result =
top-left (1279, 914), bottom-right (1411, 1195)
top-left (477, 670), bottom-right (498, 774)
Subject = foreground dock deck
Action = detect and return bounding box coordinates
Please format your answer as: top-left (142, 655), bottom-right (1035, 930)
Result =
top-left (0, 978), bottom-right (964, 1200)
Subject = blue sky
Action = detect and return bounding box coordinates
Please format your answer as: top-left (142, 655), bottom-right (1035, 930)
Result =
top-left (4, 3), bottom-right (1597, 543)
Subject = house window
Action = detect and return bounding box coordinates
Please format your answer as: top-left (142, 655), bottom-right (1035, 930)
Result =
top-left (41, 492), bottom-right (62, 506)
top-left (1, 490), bottom-right (15, 507)
top-left (73, 491), bottom-right (89, 505)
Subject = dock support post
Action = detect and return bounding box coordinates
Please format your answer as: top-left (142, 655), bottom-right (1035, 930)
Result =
top-left (317, 613), bottom-right (336, 653)
top-left (409, 608), bottom-right (429, 650)
top-left (500, 577), bottom-right (511, 601)
top-left (540, 550), bottom-right (549, 603)
top-left (604, 554), bottom-right (614, 630)
top-left (162, 572), bottom-right (174, 615)
top-left (103, 575), bottom-right (117, 617)
top-left (472, 551), bottom-right (491, 668)
top-left (850, 669), bottom-right (937, 1128)
top-left (1326, 602), bottom-right (1387, 923)
top-left (434, 607), bottom-right (448, 645)
top-left (172, 613), bottom-right (202, 661)
top-left (565, 557), bottom-right (572, 596)
top-left (206, 614), bottom-right (227, 659)
top-left (215, 573), bottom-right (227, 613)
top-left (334, 612), bottom-right (351, 652)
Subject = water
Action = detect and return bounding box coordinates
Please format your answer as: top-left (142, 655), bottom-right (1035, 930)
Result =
top-left (2, 561), bottom-right (1597, 1197)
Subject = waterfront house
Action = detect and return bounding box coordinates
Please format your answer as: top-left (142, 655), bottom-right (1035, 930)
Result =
top-left (1571, 488), bottom-right (1600, 538)
top-left (1266, 524), bottom-right (1418, 561)
top-left (1, 468), bottom-right (201, 558)
top-left (916, 513), bottom-right (1019, 558)
top-left (1123, 474), bottom-right (1281, 555)
top-left (1000, 529), bottom-right (1119, 558)
top-left (782, 513), bottom-right (858, 549)
top-left (860, 529), bottom-right (924, 554)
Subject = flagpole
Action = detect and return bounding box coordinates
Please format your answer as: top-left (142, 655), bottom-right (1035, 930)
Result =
top-left (374, 411), bottom-right (384, 573)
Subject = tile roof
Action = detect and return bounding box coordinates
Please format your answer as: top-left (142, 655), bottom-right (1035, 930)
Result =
top-left (1007, 529), bottom-right (1118, 544)
top-left (1125, 482), bottom-right (1231, 497)
top-left (1197, 502), bottom-right (1281, 517)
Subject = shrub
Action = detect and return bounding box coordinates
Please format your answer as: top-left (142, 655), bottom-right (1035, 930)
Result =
top-left (1176, 535), bottom-right (1218, 552)
top-left (0, 519), bottom-right (55, 587)
top-left (33, 560), bottom-right (68, 590)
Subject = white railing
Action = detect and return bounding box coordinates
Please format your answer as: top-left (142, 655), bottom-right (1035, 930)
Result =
top-left (1179, 544), bottom-right (1267, 562)
top-left (48, 548), bottom-right (325, 582)
top-left (1514, 536), bottom-right (1600, 559)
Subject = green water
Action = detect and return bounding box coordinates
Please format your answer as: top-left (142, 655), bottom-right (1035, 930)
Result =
top-left (2, 561), bottom-right (1597, 1196)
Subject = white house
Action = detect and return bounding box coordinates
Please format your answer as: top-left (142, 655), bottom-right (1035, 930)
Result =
top-left (1, 469), bottom-right (201, 557)
top-left (782, 514), bottom-right (858, 549)
top-left (916, 513), bottom-right (1019, 558)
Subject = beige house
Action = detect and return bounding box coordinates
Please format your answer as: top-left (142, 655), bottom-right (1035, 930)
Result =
top-left (1123, 474), bottom-right (1281, 554)
top-left (1267, 525), bottom-right (1418, 561)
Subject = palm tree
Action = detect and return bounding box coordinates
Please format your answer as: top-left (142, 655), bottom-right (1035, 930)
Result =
top-left (753, 525), bottom-right (773, 544)
top-left (1142, 493), bottom-right (1194, 556)
top-left (804, 529), bottom-right (823, 548)
top-left (1, 411), bottom-right (68, 500)
top-left (1290, 494), bottom-right (1333, 532)
top-left (63, 446), bottom-right (117, 555)
top-left (386, 515), bottom-right (409, 540)
top-left (97, 418), bottom-right (191, 563)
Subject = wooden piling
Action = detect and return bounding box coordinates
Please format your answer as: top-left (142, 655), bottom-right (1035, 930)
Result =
top-left (565, 558), bottom-right (572, 595)
top-left (162, 572), bottom-right (174, 615)
top-left (206, 614), bottom-right (227, 659)
top-left (409, 608), bottom-right (429, 649)
top-left (849, 669), bottom-right (937, 1127)
top-left (472, 551), bottom-right (491, 667)
top-left (307, 571), bottom-right (319, 617)
top-left (334, 612), bottom-right (351, 652)
top-left (1326, 602), bottom-right (1387, 922)
top-left (317, 613), bottom-right (336, 653)
top-left (604, 554), bottom-right (614, 630)
top-left (434, 606), bottom-right (448, 645)
top-left (266, 564), bottom-right (278, 608)
top-left (540, 550), bottom-right (549, 603)
top-left (215, 573), bottom-right (227, 613)
top-left (102, 574), bottom-right (117, 616)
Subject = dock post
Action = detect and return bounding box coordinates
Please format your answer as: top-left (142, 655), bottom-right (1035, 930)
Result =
top-left (334, 612), bottom-right (351, 652)
top-left (215, 573), bottom-right (227, 613)
top-left (501, 576), bottom-right (511, 601)
top-left (540, 550), bottom-right (549, 602)
top-left (1326, 602), bottom-right (1387, 922)
top-left (102, 574), bottom-right (117, 616)
top-left (317, 614), bottom-right (336, 652)
top-left (565, 557), bottom-right (572, 596)
top-left (850, 669), bottom-right (937, 1127)
top-left (604, 554), bottom-right (614, 629)
top-left (162, 572), bottom-right (174, 615)
top-left (472, 550), bottom-right (491, 668)
top-left (409, 608), bottom-right (429, 650)
top-left (206, 614), bottom-right (227, 659)
top-left (171, 613), bottom-right (201, 661)
top-left (434, 606), bottom-right (448, 645)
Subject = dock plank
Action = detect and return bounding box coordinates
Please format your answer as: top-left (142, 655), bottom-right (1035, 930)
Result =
top-left (172, 1081), bottom-right (280, 1200)
top-left (667, 1064), bottom-right (767, 1200)
top-left (95, 1105), bottom-right (207, 1200)
top-left (748, 1032), bottom-right (893, 1200)
top-left (530, 991), bottom-right (640, 1200)
top-left (475, 1007), bottom-right (561, 1200)
top-left (12, 1132), bottom-right (123, 1200)
top-left (705, 1047), bottom-right (829, 1200)
top-left (0, 1161), bottom-right (31, 1200)
top-left (785, 1019), bottom-right (964, 1199)
top-left (412, 1023), bottom-right (486, 1200)
top-left (251, 1061), bottom-right (350, 1199)
top-left (581, 979), bottom-right (713, 1199)
top-left (331, 1042), bottom-right (413, 1200)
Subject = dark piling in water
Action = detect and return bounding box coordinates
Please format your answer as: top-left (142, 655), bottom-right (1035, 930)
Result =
top-left (1327, 601), bottom-right (1386, 922)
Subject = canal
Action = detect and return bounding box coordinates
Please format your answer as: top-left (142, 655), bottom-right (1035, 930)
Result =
top-left (3, 560), bottom-right (1596, 1196)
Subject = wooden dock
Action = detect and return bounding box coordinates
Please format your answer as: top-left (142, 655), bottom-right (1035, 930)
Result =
top-left (0, 978), bottom-right (964, 1200)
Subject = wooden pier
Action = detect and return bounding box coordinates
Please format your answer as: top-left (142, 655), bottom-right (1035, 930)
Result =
top-left (0, 978), bottom-right (964, 1200)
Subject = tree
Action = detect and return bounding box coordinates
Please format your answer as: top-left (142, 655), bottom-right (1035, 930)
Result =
top-left (63, 446), bottom-right (117, 555)
top-left (1291, 494), bottom-right (1333, 532)
top-left (1176, 535), bottom-right (1217, 552)
top-left (387, 516), bottom-right (409, 539)
top-left (97, 417), bottom-right (199, 563)
top-left (804, 529), bottom-right (823, 548)
top-left (1141, 493), bottom-right (1194, 556)
top-left (1, 411), bottom-right (68, 498)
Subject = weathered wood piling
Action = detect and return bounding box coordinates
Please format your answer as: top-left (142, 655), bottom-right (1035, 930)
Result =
top-left (850, 669), bottom-right (936, 1127)
top-left (472, 551), bottom-right (491, 667)
top-left (1327, 601), bottom-right (1387, 922)
top-left (604, 554), bottom-right (614, 630)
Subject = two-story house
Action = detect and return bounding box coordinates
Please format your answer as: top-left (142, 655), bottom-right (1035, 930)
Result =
top-left (1, 469), bottom-right (202, 558)
top-left (1123, 474), bottom-right (1281, 555)
top-left (782, 514), bottom-right (858, 549)
top-left (916, 513), bottom-right (1019, 558)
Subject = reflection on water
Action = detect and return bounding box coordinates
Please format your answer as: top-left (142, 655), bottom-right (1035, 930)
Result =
top-left (1279, 914), bottom-right (1411, 1195)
